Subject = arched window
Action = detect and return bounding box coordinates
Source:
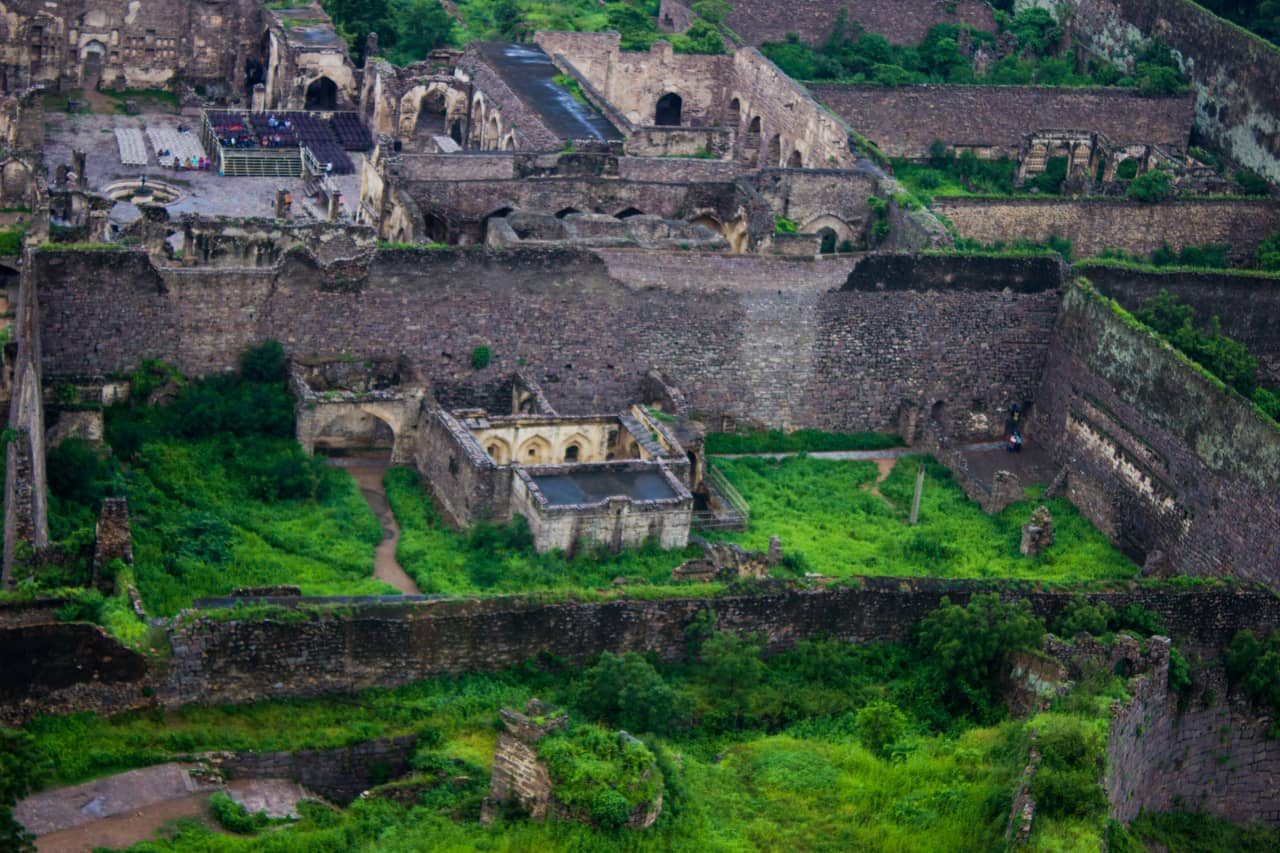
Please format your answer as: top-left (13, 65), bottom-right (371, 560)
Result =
top-left (767, 134), bottom-right (782, 167)
top-left (655, 92), bottom-right (683, 126)
top-left (788, 149), bottom-right (803, 168)
top-left (748, 116), bottom-right (761, 133)
top-left (564, 444), bottom-right (580, 462)
top-left (305, 76), bottom-right (338, 110)
top-left (616, 207), bottom-right (644, 219)
top-left (555, 207), bottom-right (581, 219)
top-left (727, 98), bottom-right (741, 127)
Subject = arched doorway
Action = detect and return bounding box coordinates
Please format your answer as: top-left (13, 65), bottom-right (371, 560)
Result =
top-left (415, 89), bottom-right (447, 136)
top-left (655, 92), bottom-right (683, 126)
top-left (818, 227), bottom-right (837, 254)
top-left (81, 40), bottom-right (106, 88)
top-left (788, 149), bottom-right (803, 168)
top-left (767, 134), bottom-right (781, 167)
top-left (423, 211), bottom-right (449, 244)
top-left (518, 436), bottom-right (552, 464)
top-left (727, 97), bottom-right (740, 127)
top-left (555, 207), bottom-right (581, 218)
top-left (485, 437), bottom-right (511, 464)
top-left (305, 77), bottom-right (338, 110)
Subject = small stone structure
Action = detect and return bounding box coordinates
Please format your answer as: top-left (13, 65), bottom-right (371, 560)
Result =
top-left (92, 497), bottom-right (133, 586)
top-left (1020, 505), bottom-right (1054, 557)
top-left (481, 700), bottom-right (662, 830)
top-left (672, 538), bottom-right (776, 582)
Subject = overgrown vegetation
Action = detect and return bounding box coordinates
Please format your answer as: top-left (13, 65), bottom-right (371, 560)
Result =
top-left (318, 0), bottom-right (455, 64)
top-left (12, 599), bottom-right (1141, 850)
top-left (1094, 242), bottom-right (1232, 270)
top-left (951, 233), bottom-right (1074, 261)
top-left (1225, 629), bottom-right (1280, 736)
top-left (0, 222), bottom-right (27, 255)
top-left (762, 8), bottom-right (1186, 91)
top-left (710, 455), bottom-right (1136, 583)
top-left (704, 429), bottom-right (903, 454)
top-left (1115, 808), bottom-right (1280, 851)
top-left (1194, 0), bottom-right (1280, 46)
top-left (40, 342), bottom-right (391, 616)
top-left (1133, 290), bottom-right (1280, 420)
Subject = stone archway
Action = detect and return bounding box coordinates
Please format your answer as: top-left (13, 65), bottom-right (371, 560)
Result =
top-left (655, 92), bottom-right (683, 126)
top-left (80, 40), bottom-right (106, 88)
top-left (305, 76), bottom-right (338, 110)
top-left (485, 436), bottom-right (512, 464)
top-left (517, 436), bottom-right (552, 464)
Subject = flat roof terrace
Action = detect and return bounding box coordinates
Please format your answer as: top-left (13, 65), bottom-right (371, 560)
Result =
top-left (532, 469), bottom-right (677, 506)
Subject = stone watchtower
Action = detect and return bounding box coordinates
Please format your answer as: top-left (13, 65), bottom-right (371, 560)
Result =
top-left (480, 699), bottom-right (567, 823)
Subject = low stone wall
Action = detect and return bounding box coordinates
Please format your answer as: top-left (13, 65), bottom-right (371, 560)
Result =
top-left (811, 84), bottom-right (1194, 159)
top-left (1084, 264), bottom-right (1280, 384)
top-left (215, 735), bottom-right (418, 805)
top-left (1036, 283), bottom-right (1280, 583)
top-left (157, 582), bottom-right (1280, 708)
top-left (933, 198), bottom-right (1280, 265)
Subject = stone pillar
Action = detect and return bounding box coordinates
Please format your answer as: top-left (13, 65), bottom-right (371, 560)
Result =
top-left (92, 497), bottom-right (133, 588)
top-left (327, 190), bottom-right (343, 221)
top-left (252, 82), bottom-right (267, 113)
top-left (71, 149), bottom-right (87, 188)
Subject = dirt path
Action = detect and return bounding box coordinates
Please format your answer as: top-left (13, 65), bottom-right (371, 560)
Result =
top-left (865, 456), bottom-right (896, 499)
top-left (35, 794), bottom-right (212, 853)
top-left (328, 458), bottom-right (420, 595)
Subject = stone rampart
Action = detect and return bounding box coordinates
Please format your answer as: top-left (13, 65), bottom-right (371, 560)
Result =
top-left (810, 84), bottom-right (1194, 159)
top-left (1109, 664), bottom-right (1280, 827)
top-left (933, 198), bottom-right (1280, 265)
top-left (155, 582), bottom-right (1280, 708)
top-left (1037, 0), bottom-right (1280, 181)
top-left (1084, 264), bottom-right (1280, 384)
top-left (36, 247), bottom-right (1060, 437)
top-left (1036, 282), bottom-right (1280, 583)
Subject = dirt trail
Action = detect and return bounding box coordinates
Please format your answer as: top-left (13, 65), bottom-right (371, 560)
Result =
top-left (35, 795), bottom-right (211, 853)
top-left (329, 458), bottom-right (421, 595)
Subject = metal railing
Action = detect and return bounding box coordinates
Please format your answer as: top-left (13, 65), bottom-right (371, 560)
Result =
top-left (693, 464), bottom-right (750, 531)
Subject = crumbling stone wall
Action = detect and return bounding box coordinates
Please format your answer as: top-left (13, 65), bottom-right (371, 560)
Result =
top-left (660, 0), bottom-right (995, 46)
top-left (215, 735), bottom-right (418, 805)
top-left (810, 84), bottom-right (1194, 159)
top-left (1108, 653), bottom-right (1280, 827)
top-left (933, 198), bottom-right (1280, 265)
top-left (35, 247), bottom-right (1063, 436)
top-left (1086, 265), bottom-right (1280, 384)
top-left (1036, 282), bottom-right (1280, 584)
top-left (1036, 0), bottom-right (1280, 182)
top-left (154, 582), bottom-right (1280, 708)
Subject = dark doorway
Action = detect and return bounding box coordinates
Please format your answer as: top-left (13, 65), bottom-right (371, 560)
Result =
top-left (305, 77), bottom-right (338, 111)
top-left (655, 92), bottom-right (683, 126)
top-left (616, 207), bottom-right (644, 219)
top-left (818, 228), bottom-right (837, 254)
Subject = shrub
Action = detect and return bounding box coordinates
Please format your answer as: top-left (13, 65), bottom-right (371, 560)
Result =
top-left (1029, 155), bottom-right (1067, 194)
top-left (573, 652), bottom-right (693, 735)
top-left (1053, 595), bottom-right (1114, 637)
top-left (915, 594), bottom-right (1045, 719)
top-left (239, 339), bottom-right (286, 382)
top-left (470, 345), bottom-right (491, 369)
top-left (1115, 159), bottom-right (1139, 181)
top-left (54, 589), bottom-right (105, 624)
top-left (1127, 170), bottom-right (1174, 203)
top-left (1257, 227), bottom-right (1280, 271)
top-left (1234, 169), bottom-right (1271, 197)
top-left (855, 700), bottom-right (907, 758)
top-left (537, 724), bottom-right (663, 825)
top-left (209, 791), bottom-right (266, 834)
top-left (774, 216), bottom-right (798, 234)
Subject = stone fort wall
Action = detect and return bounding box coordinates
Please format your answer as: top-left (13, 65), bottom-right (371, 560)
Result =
top-left (660, 0), bottom-right (996, 46)
top-left (154, 582), bottom-right (1280, 707)
top-left (1035, 0), bottom-right (1280, 182)
top-left (1035, 283), bottom-right (1280, 583)
top-left (1086, 264), bottom-right (1280, 384)
top-left (810, 84), bottom-right (1195, 159)
top-left (34, 247), bottom-right (1061, 438)
top-left (933, 198), bottom-right (1280, 265)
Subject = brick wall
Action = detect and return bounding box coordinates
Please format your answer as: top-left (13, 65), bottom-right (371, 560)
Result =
top-left (933, 198), bottom-right (1280, 265)
top-left (36, 247), bottom-right (1061, 436)
top-left (1086, 264), bottom-right (1280, 383)
top-left (1035, 283), bottom-right (1280, 583)
top-left (810, 84), bottom-right (1195, 159)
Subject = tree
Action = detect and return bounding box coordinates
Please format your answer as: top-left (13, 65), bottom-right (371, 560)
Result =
top-left (674, 20), bottom-right (725, 54)
top-left (915, 594), bottom-right (1045, 719)
top-left (1258, 227), bottom-right (1280, 271)
top-left (855, 701), bottom-right (907, 757)
top-left (691, 0), bottom-right (731, 24)
top-left (239, 339), bottom-right (286, 383)
top-left (387, 0), bottom-right (455, 64)
top-left (492, 0), bottom-right (524, 41)
top-left (1, 728), bottom-right (44, 853)
top-left (573, 652), bottom-right (692, 734)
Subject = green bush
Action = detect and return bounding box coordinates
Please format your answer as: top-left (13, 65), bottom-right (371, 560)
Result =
top-left (240, 340), bottom-right (287, 382)
top-left (774, 216), bottom-right (798, 234)
top-left (1115, 159), bottom-right (1139, 181)
top-left (537, 724), bottom-right (662, 824)
top-left (1224, 629), bottom-right (1280, 732)
top-left (209, 791), bottom-right (267, 834)
top-left (704, 429), bottom-right (902, 454)
top-left (915, 594), bottom-right (1045, 719)
top-left (855, 700), bottom-right (907, 758)
top-left (469, 345), bottom-right (491, 369)
top-left (1052, 595), bottom-right (1114, 637)
top-left (1234, 169), bottom-right (1272, 196)
top-left (1126, 170), bottom-right (1174, 202)
top-left (573, 652), bottom-right (693, 735)
top-left (1029, 155), bottom-right (1067, 195)
top-left (1258, 227), bottom-right (1280, 271)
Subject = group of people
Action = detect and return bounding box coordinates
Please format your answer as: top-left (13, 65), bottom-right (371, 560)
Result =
top-left (155, 150), bottom-right (211, 170)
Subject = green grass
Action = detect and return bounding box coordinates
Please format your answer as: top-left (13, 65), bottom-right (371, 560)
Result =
top-left (15, 630), bottom-right (1133, 852)
top-left (706, 429), bottom-right (903, 454)
top-left (123, 439), bottom-right (391, 615)
top-left (710, 456), bottom-right (1137, 583)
